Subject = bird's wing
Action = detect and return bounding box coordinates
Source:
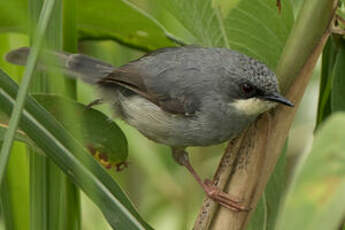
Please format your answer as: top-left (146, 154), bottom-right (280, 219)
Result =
top-left (97, 62), bottom-right (201, 116)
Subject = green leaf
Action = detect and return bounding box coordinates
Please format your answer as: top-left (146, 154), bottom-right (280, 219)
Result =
top-left (0, 0), bottom-right (175, 51)
top-left (0, 94), bottom-right (128, 167)
top-left (0, 0), bottom-right (27, 33)
top-left (140, 0), bottom-right (294, 69)
top-left (316, 37), bottom-right (338, 128)
top-left (28, 0), bottom-right (80, 229)
top-left (0, 0), bottom-right (56, 190)
top-left (0, 124), bottom-right (32, 146)
top-left (331, 41), bottom-right (345, 112)
top-left (33, 94), bottom-right (128, 166)
top-left (0, 33), bottom-right (29, 230)
top-left (276, 113), bottom-right (345, 230)
top-left (0, 69), bottom-right (152, 230)
top-left (77, 0), bottom-right (175, 50)
top-left (0, 142), bottom-right (30, 230)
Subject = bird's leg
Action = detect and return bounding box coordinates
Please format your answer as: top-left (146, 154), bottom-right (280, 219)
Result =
top-left (86, 98), bottom-right (104, 109)
top-left (172, 148), bottom-right (249, 211)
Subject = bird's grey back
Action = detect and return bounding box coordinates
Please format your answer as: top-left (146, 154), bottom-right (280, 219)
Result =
top-left (128, 46), bottom-right (276, 92)
top-left (122, 47), bottom-right (277, 109)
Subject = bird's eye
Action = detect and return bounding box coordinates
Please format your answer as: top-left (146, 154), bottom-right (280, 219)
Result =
top-left (241, 83), bottom-right (255, 94)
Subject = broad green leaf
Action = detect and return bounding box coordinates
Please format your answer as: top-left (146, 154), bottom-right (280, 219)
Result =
top-left (0, 0), bottom-right (175, 51)
top-left (276, 113), bottom-right (345, 230)
top-left (0, 94), bottom-right (128, 167)
top-left (139, 0), bottom-right (294, 69)
top-left (0, 69), bottom-right (152, 230)
top-left (331, 41), bottom-right (345, 112)
top-left (77, 0), bottom-right (175, 50)
top-left (33, 94), bottom-right (128, 166)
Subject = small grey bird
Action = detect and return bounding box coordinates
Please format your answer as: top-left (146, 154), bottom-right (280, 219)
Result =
top-left (6, 46), bottom-right (293, 211)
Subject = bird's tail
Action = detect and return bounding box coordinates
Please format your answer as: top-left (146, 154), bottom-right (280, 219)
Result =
top-left (5, 47), bottom-right (115, 84)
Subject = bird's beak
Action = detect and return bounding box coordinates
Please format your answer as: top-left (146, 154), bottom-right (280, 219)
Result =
top-left (262, 92), bottom-right (294, 107)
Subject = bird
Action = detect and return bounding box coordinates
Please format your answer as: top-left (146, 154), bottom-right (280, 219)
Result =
top-left (6, 46), bottom-right (293, 211)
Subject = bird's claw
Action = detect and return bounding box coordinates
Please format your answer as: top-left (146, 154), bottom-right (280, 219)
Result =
top-left (203, 179), bottom-right (250, 212)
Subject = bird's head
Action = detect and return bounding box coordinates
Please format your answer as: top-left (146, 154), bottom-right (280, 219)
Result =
top-left (219, 55), bottom-right (293, 116)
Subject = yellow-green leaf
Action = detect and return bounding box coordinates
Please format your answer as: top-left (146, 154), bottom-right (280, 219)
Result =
top-left (276, 113), bottom-right (345, 230)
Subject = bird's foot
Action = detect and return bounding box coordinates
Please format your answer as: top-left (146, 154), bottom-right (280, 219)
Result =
top-left (171, 148), bottom-right (250, 212)
top-left (203, 179), bottom-right (250, 212)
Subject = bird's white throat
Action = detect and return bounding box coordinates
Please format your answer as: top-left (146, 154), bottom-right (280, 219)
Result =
top-left (232, 98), bottom-right (276, 115)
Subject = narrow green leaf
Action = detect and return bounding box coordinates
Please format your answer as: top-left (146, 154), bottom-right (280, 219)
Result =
top-left (0, 142), bottom-right (30, 230)
top-left (0, 124), bottom-right (32, 146)
top-left (331, 41), bottom-right (345, 112)
top-left (1, 93), bottom-right (128, 167)
top-left (0, 0), bottom-right (56, 187)
top-left (0, 33), bottom-right (30, 230)
top-left (276, 113), bottom-right (345, 230)
top-left (28, 0), bottom-right (62, 228)
top-left (62, 0), bottom-right (77, 98)
top-left (61, 0), bottom-right (80, 228)
top-left (0, 69), bottom-right (152, 230)
top-left (316, 37), bottom-right (338, 128)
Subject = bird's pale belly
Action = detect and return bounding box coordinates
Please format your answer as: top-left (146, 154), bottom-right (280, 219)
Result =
top-left (115, 95), bottom-right (254, 147)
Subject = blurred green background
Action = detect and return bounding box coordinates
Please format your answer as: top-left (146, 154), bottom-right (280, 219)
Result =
top-left (0, 0), bottom-right (333, 229)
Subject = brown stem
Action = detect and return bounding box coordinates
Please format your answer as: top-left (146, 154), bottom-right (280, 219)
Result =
top-left (193, 0), bottom-right (339, 229)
